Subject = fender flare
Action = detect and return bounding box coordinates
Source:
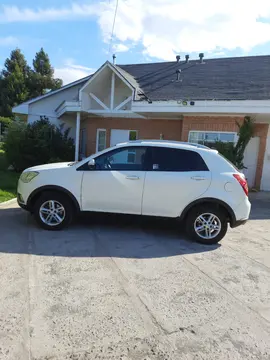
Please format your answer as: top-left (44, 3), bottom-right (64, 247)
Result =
top-left (179, 197), bottom-right (236, 226)
top-left (27, 185), bottom-right (81, 213)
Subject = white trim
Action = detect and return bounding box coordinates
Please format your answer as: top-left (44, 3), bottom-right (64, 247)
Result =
top-left (96, 128), bottom-right (107, 153)
top-left (89, 93), bottom-right (109, 110)
top-left (132, 100), bottom-right (270, 115)
top-left (75, 112), bottom-right (81, 161)
top-left (110, 73), bottom-right (115, 110)
top-left (87, 109), bottom-right (137, 114)
top-left (80, 62), bottom-right (109, 93)
top-left (12, 103), bottom-right (29, 115)
top-left (55, 101), bottom-right (81, 117)
top-left (114, 96), bottom-right (132, 111)
top-left (110, 63), bottom-right (135, 91)
top-left (80, 61), bottom-right (135, 95)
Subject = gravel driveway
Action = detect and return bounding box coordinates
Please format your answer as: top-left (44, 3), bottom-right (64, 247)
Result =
top-left (0, 193), bottom-right (270, 360)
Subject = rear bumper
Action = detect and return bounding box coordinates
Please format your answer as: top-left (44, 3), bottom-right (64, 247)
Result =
top-left (230, 197), bottom-right (251, 228)
top-left (231, 219), bottom-right (248, 228)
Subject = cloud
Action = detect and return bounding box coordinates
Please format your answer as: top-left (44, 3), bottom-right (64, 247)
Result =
top-left (96, 0), bottom-right (270, 60)
top-left (3, 1), bottom-right (270, 61)
top-left (112, 43), bottom-right (130, 53)
top-left (0, 3), bottom-right (98, 23)
top-left (0, 36), bottom-right (18, 46)
top-left (54, 59), bottom-right (95, 85)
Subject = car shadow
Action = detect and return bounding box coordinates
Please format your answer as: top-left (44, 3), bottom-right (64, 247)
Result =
top-left (0, 207), bottom-right (221, 258)
top-left (248, 193), bottom-right (270, 220)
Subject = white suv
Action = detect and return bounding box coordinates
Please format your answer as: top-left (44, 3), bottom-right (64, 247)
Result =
top-left (17, 140), bottom-right (251, 244)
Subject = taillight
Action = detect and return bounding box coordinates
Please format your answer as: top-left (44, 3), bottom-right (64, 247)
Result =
top-left (233, 174), bottom-right (248, 196)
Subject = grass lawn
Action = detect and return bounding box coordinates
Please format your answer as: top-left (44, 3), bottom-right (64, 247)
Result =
top-left (0, 171), bottom-right (20, 203)
top-left (0, 148), bottom-right (20, 203)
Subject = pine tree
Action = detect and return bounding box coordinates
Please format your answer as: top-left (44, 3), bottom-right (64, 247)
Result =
top-left (0, 49), bottom-right (30, 117)
top-left (28, 47), bottom-right (63, 97)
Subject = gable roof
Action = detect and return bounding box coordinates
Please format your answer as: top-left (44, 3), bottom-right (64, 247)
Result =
top-left (118, 55), bottom-right (270, 101)
top-left (13, 54), bottom-right (270, 115)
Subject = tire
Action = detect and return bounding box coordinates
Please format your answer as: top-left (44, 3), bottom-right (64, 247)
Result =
top-left (33, 191), bottom-right (74, 230)
top-left (185, 205), bottom-right (228, 245)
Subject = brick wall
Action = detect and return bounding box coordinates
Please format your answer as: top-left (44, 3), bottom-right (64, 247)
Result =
top-left (85, 117), bottom-right (183, 155)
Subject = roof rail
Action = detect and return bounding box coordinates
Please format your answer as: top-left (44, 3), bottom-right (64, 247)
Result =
top-left (117, 139), bottom-right (211, 149)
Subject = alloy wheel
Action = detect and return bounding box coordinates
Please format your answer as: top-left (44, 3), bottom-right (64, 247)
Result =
top-left (194, 212), bottom-right (221, 240)
top-left (39, 200), bottom-right (66, 226)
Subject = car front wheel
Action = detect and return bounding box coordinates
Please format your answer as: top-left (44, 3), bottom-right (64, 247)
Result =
top-left (186, 206), bottom-right (228, 245)
top-left (33, 191), bottom-right (74, 230)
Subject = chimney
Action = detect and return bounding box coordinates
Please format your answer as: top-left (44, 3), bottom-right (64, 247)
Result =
top-left (185, 54), bottom-right (189, 63)
top-left (112, 54), bottom-right (116, 64)
top-left (176, 55), bottom-right (180, 63)
top-left (199, 53), bottom-right (204, 63)
top-left (176, 69), bottom-right (181, 81)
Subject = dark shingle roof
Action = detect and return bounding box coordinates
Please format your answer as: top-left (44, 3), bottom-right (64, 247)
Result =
top-left (118, 55), bottom-right (270, 101)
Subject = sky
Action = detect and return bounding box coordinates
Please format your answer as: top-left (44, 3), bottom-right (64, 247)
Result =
top-left (1, 0), bottom-right (270, 84)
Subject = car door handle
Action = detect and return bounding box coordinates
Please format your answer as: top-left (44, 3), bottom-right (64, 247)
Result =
top-left (126, 175), bottom-right (140, 180)
top-left (191, 176), bottom-right (206, 181)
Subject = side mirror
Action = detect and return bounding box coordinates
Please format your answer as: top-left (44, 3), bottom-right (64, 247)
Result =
top-left (88, 158), bottom-right (96, 169)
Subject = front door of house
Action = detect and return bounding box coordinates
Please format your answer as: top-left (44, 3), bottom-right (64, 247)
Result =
top-left (110, 129), bottom-right (137, 146)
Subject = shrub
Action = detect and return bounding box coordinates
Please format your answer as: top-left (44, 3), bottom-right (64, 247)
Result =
top-left (4, 117), bottom-right (75, 171)
top-left (0, 149), bottom-right (8, 170)
top-left (214, 116), bottom-right (255, 170)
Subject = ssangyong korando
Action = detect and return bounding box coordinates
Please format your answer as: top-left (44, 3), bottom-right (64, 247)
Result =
top-left (17, 140), bottom-right (251, 244)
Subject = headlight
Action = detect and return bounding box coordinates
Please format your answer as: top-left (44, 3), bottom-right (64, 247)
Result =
top-left (20, 171), bottom-right (39, 183)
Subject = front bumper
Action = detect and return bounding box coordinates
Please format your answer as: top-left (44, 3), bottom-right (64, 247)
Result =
top-left (17, 193), bottom-right (30, 211)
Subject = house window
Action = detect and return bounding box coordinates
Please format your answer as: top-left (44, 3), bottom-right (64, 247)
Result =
top-left (96, 129), bottom-right (106, 152)
top-left (188, 131), bottom-right (237, 148)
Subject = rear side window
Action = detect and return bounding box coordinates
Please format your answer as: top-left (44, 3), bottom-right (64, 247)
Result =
top-left (150, 147), bottom-right (209, 172)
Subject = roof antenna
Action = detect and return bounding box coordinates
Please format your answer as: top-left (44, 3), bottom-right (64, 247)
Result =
top-left (112, 54), bottom-right (116, 65)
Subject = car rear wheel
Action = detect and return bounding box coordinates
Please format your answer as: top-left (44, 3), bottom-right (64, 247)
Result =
top-left (185, 205), bottom-right (228, 244)
top-left (33, 191), bottom-right (74, 230)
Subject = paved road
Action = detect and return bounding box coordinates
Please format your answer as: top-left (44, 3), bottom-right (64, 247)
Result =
top-left (0, 194), bottom-right (270, 360)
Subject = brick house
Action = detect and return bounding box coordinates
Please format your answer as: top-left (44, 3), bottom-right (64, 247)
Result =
top-left (13, 54), bottom-right (270, 190)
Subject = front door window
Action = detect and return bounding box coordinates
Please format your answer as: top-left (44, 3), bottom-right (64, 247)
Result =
top-left (95, 146), bottom-right (146, 171)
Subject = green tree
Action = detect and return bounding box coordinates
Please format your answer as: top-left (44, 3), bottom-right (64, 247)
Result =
top-left (28, 47), bottom-right (63, 98)
top-left (0, 49), bottom-right (30, 117)
top-left (2, 48), bottom-right (30, 77)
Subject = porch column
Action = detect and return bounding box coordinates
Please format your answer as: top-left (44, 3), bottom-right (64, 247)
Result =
top-left (75, 111), bottom-right (81, 161)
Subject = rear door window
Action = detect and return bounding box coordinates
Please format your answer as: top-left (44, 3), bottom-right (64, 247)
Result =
top-left (150, 147), bottom-right (209, 171)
